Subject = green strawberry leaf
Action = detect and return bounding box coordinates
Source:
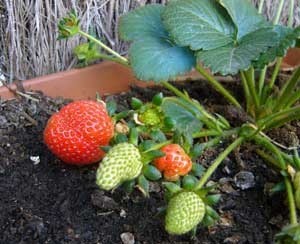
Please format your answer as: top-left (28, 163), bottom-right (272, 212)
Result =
top-left (119, 5), bottom-right (196, 82)
top-left (129, 37), bottom-right (195, 82)
top-left (253, 26), bottom-right (300, 69)
top-left (163, 0), bottom-right (281, 75)
top-left (162, 97), bottom-right (203, 134)
top-left (219, 0), bottom-right (270, 38)
top-left (162, 0), bottom-right (235, 50)
top-left (197, 27), bottom-right (278, 75)
top-left (119, 4), bottom-right (168, 41)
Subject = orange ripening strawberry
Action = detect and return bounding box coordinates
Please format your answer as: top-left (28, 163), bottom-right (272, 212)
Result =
top-left (154, 144), bottom-right (192, 181)
top-left (43, 100), bottom-right (114, 165)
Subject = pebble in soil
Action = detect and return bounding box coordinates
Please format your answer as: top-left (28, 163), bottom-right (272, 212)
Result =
top-left (0, 83), bottom-right (290, 243)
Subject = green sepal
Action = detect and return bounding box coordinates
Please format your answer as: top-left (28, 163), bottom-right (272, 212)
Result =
top-left (152, 92), bottom-right (164, 106)
top-left (205, 205), bottom-right (219, 220)
top-left (195, 184), bottom-right (218, 198)
top-left (143, 165), bottom-right (162, 181)
top-left (100, 146), bottom-right (112, 153)
top-left (74, 42), bottom-right (101, 66)
top-left (190, 226), bottom-right (197, 238)
top-left (58, 10), bottom-right (80, 39)
top-left (139, 140), bottom-right (156, 152)
top-left (182, 132), bottom-right (193, 154)
top-left (131, 97), bottom-right (143, 110)
top-left (191, 163), bottom-right (205, 177)
top-left (150, 129), bottom-right (167, 142)
top-left (114, 134), bottom-right (128, 144)
top-left (122, 179), bottom-right (136, 194)
top-left (269, 181), bottom-right (286, 195)
top-left (275, 224), bottom-right (300, 243)
top-left (156, 206), bottom-right (167, 217)
top-left (163, 116), bottom-right (176, 130)
top-left (201, 214), bottom-right (215, 227)
top-left (141, 149), bottom-right (165, 164)
top-left (190, 144), bottom-right (205, 161)
top-left (182, 175), bottom-right (198, 190)
top-left (114, 110), bottom-right (131, 121)
top-left (204, 194), bottom-right (221, 206)
top-left (106, 99), bottom-right (117, 116)
top-left (293, 151), bottom-right (300, 171)
top-left (129, 127), bottom-right (139, 146)
top-left (163, 182), bottom-right (182, 196)
top-left (137, 175), bottom-right (150, 197)
top-left (172, 129), bottom-right (182, 144)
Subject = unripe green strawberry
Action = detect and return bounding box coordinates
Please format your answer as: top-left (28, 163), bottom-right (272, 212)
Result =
top-left (165, 191), bottom-right (205, 235)
top-left (96, 143), bottom-right (142, 190)
top-left (139, 107), bottom-right (162, 127)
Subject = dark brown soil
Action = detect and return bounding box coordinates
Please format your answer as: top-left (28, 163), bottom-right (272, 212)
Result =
top-left (0, 82), bottom-right (293, 244)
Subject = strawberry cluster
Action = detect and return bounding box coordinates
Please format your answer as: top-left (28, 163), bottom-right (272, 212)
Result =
top-left (43, 97), bottom-right (216, 236)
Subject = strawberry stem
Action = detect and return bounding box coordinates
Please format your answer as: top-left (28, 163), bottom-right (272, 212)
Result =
top-left (78, 30), bottom-right (129, 65)
top-left (195, 137), bottom-right (244, 190)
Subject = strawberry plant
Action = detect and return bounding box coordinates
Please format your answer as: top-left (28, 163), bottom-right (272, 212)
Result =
top-left (55, 0), bottom-right (300, 241)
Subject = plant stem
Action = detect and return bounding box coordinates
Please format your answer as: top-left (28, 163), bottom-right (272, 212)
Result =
top-left (78, 30), bottom-right (128, 64)
top-left (268, 58), bottom-right (282, 89)
top-left (258, 67), bottom-right (267, 100)
top-left (258, 105), bottom-right (300, 130)
top-left (193, 130), bottom-right (221, 138)
top-left (161, 81), bottom-right (220, 130)
top-left (253, 135), bottom-right (286, 169)
top-left (95, 53), bottom-right (130, 66)
top-left (195, 64), bottom-right (241, 108)
top-left (256, 149), bottom-right (282, 169)
top-left (195, 137), bottom-right (244, 189)
top-left (261, 0), bottom-right (285, 103)
top-left (242, 70), bottom-right (259, 112)
top-left (240, 71), bottom-right (252, 113)
top-left (275, 67), bottom-right (300, 110)
top-left (193, 128), bottom-right (238, 139)
top-left (284, 177), bottom-right (298, 224)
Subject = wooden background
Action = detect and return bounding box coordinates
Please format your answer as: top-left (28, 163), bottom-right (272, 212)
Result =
top-left (0, 0), bottom-right (299, 82)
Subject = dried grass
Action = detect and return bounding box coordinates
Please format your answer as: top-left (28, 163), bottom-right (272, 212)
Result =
top-left (0, 0), bottom-right (299, 82)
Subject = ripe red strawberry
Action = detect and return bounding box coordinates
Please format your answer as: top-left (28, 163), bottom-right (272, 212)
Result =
top-left (44, 100), bottom-right (114, 165)
top-left (154, 144), bottom-right (192, 181)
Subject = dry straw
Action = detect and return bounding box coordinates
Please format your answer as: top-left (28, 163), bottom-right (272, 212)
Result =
top-left (0, 0), bottom-right (299, 83)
